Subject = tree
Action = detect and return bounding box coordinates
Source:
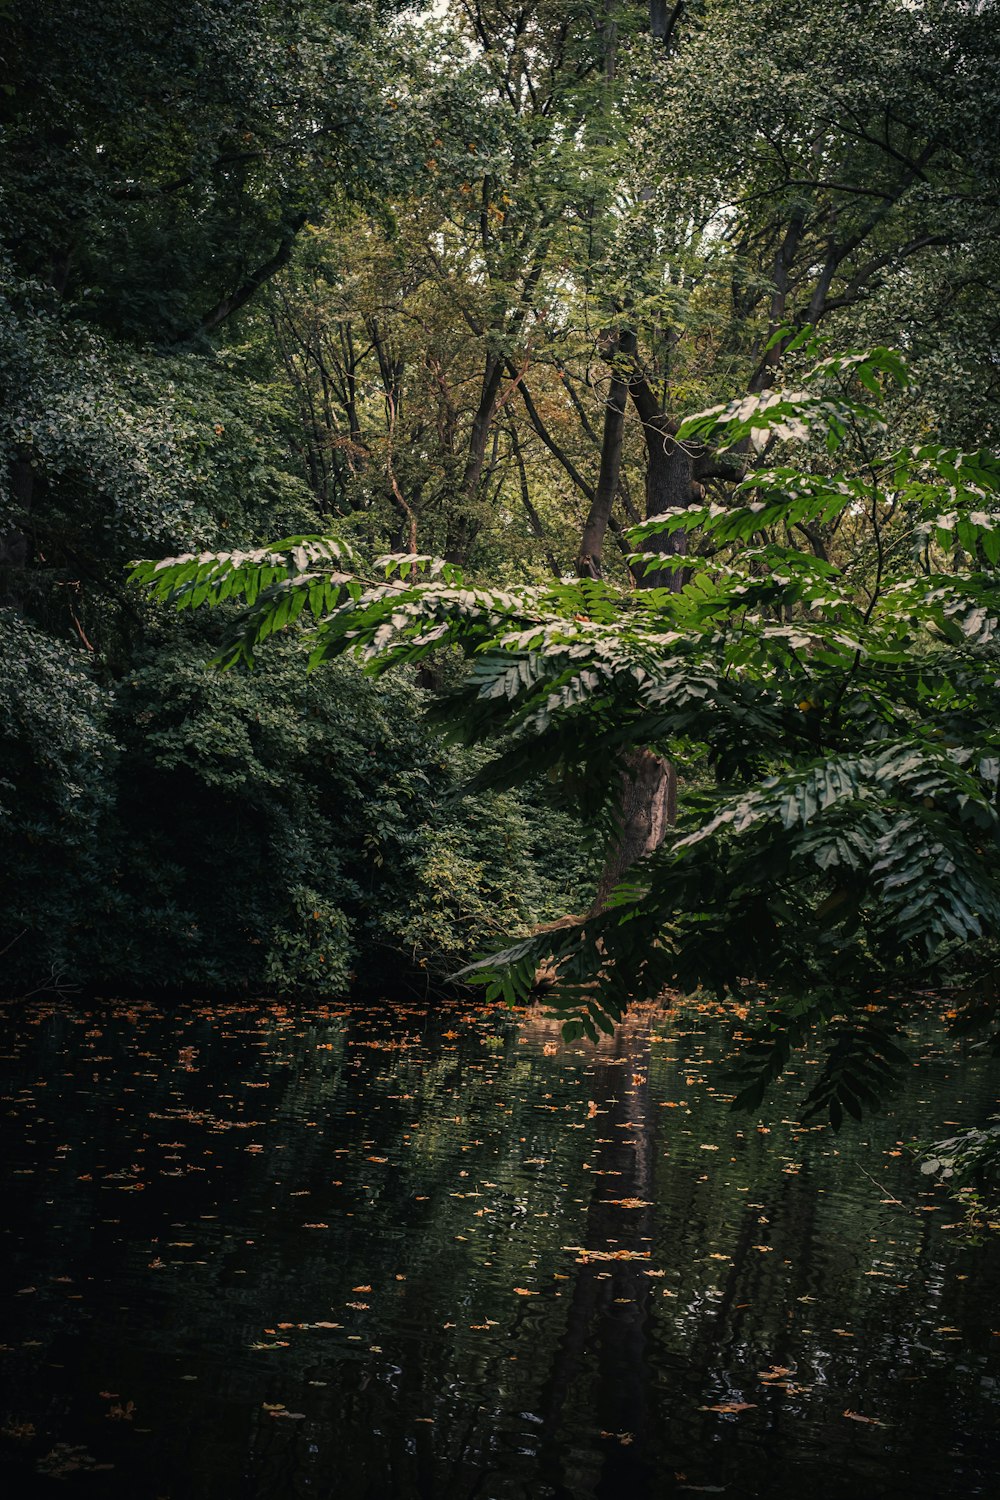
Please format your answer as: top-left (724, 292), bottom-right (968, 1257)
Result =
top-left (354, 0), bottom-right (1000, 901)
top-left (0, 1), bottom-right (591, 997)
top-left (0, 0), bottom-right (407, 343)
top-left (133, 337), bottom-right (1000, 1120)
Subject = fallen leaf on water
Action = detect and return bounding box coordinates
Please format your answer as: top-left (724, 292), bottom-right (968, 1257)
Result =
top-left (512, 1287), bottom-right (538, 1296)
top-left (700, 1402), bottom-right (756, 1414)
top-left (843, 1410), bottom-right (886, 1426)
top-left (563, 1246), bottom-right (650, 1262)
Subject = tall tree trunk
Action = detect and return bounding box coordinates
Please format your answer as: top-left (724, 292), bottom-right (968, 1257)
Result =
top-left (445, 352), bottom-right (505, 564)
top-left (577, 330), bottom-right (635, 579)
top-left (592, 747), bottom-right (675, 911)
top-left (636, 414), bottom-right (697, 591)
top-left (589, 373), bottom-right (697, 910)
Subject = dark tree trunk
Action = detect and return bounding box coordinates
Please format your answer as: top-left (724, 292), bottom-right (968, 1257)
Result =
top-left (592, 748), bottom-right (675, 912)
top-left (637, 417), bottom-right (697, 591)
top-left (588, 367), bottom-right (702, 908)
top-left (445, 352), bottom-right (505, 563)
top-left (577, 330), bottom-right (635, 579)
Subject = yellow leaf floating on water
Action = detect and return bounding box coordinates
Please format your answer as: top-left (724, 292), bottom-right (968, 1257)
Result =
top-left (843, 1410), bottom-right (886, 1426)
top-left (513, 1287), bottom-right (538, 1296)
top-left (700, 1402), bottom-right (756, 1414)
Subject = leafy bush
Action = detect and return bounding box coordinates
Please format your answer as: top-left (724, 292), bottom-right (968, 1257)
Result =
top-left (0, 612), bottom-right (587, 998)
top-left (0, 612), bottom-right (115, 985)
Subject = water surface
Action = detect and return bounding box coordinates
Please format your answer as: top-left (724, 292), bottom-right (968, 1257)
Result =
top-left (1, 997), bottom-right (998, 1498)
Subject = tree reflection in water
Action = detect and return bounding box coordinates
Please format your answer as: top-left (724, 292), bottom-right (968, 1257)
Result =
top-left (0, 999), bottom-right (998, 1499)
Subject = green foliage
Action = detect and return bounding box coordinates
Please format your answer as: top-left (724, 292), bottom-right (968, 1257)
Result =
top-left (0, 270), bottom-right (319, 542)
top-left (0, 0), bottom-right (407, 342)
top-left (6, 0), bottom-right (1000, 1142)
top-left (0, 617), bottom-right (587, 997)
top-left (0, 612), bottom-right (115, 983)
top-left (135, 339), bottom-right (1000, 1118)
top-left (917, 1116), bottom-right (1000, 1236)
top-left (919, 1119), bottom-right (1000, 1191)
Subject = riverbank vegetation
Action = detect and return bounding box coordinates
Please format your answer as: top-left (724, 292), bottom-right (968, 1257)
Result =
top-left (3, 1), bottom-right (999, 1126)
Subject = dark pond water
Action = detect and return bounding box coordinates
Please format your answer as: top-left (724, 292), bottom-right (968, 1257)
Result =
top-left (1, 997), bottom-right (998, 1499)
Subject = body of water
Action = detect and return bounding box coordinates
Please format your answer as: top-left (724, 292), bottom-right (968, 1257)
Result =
top-left (1, 997), bottom-right (998, 1498)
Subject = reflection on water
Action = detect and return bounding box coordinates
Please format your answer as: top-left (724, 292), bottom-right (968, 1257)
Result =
top-left (0, 998), bottom-right (998, 1498)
